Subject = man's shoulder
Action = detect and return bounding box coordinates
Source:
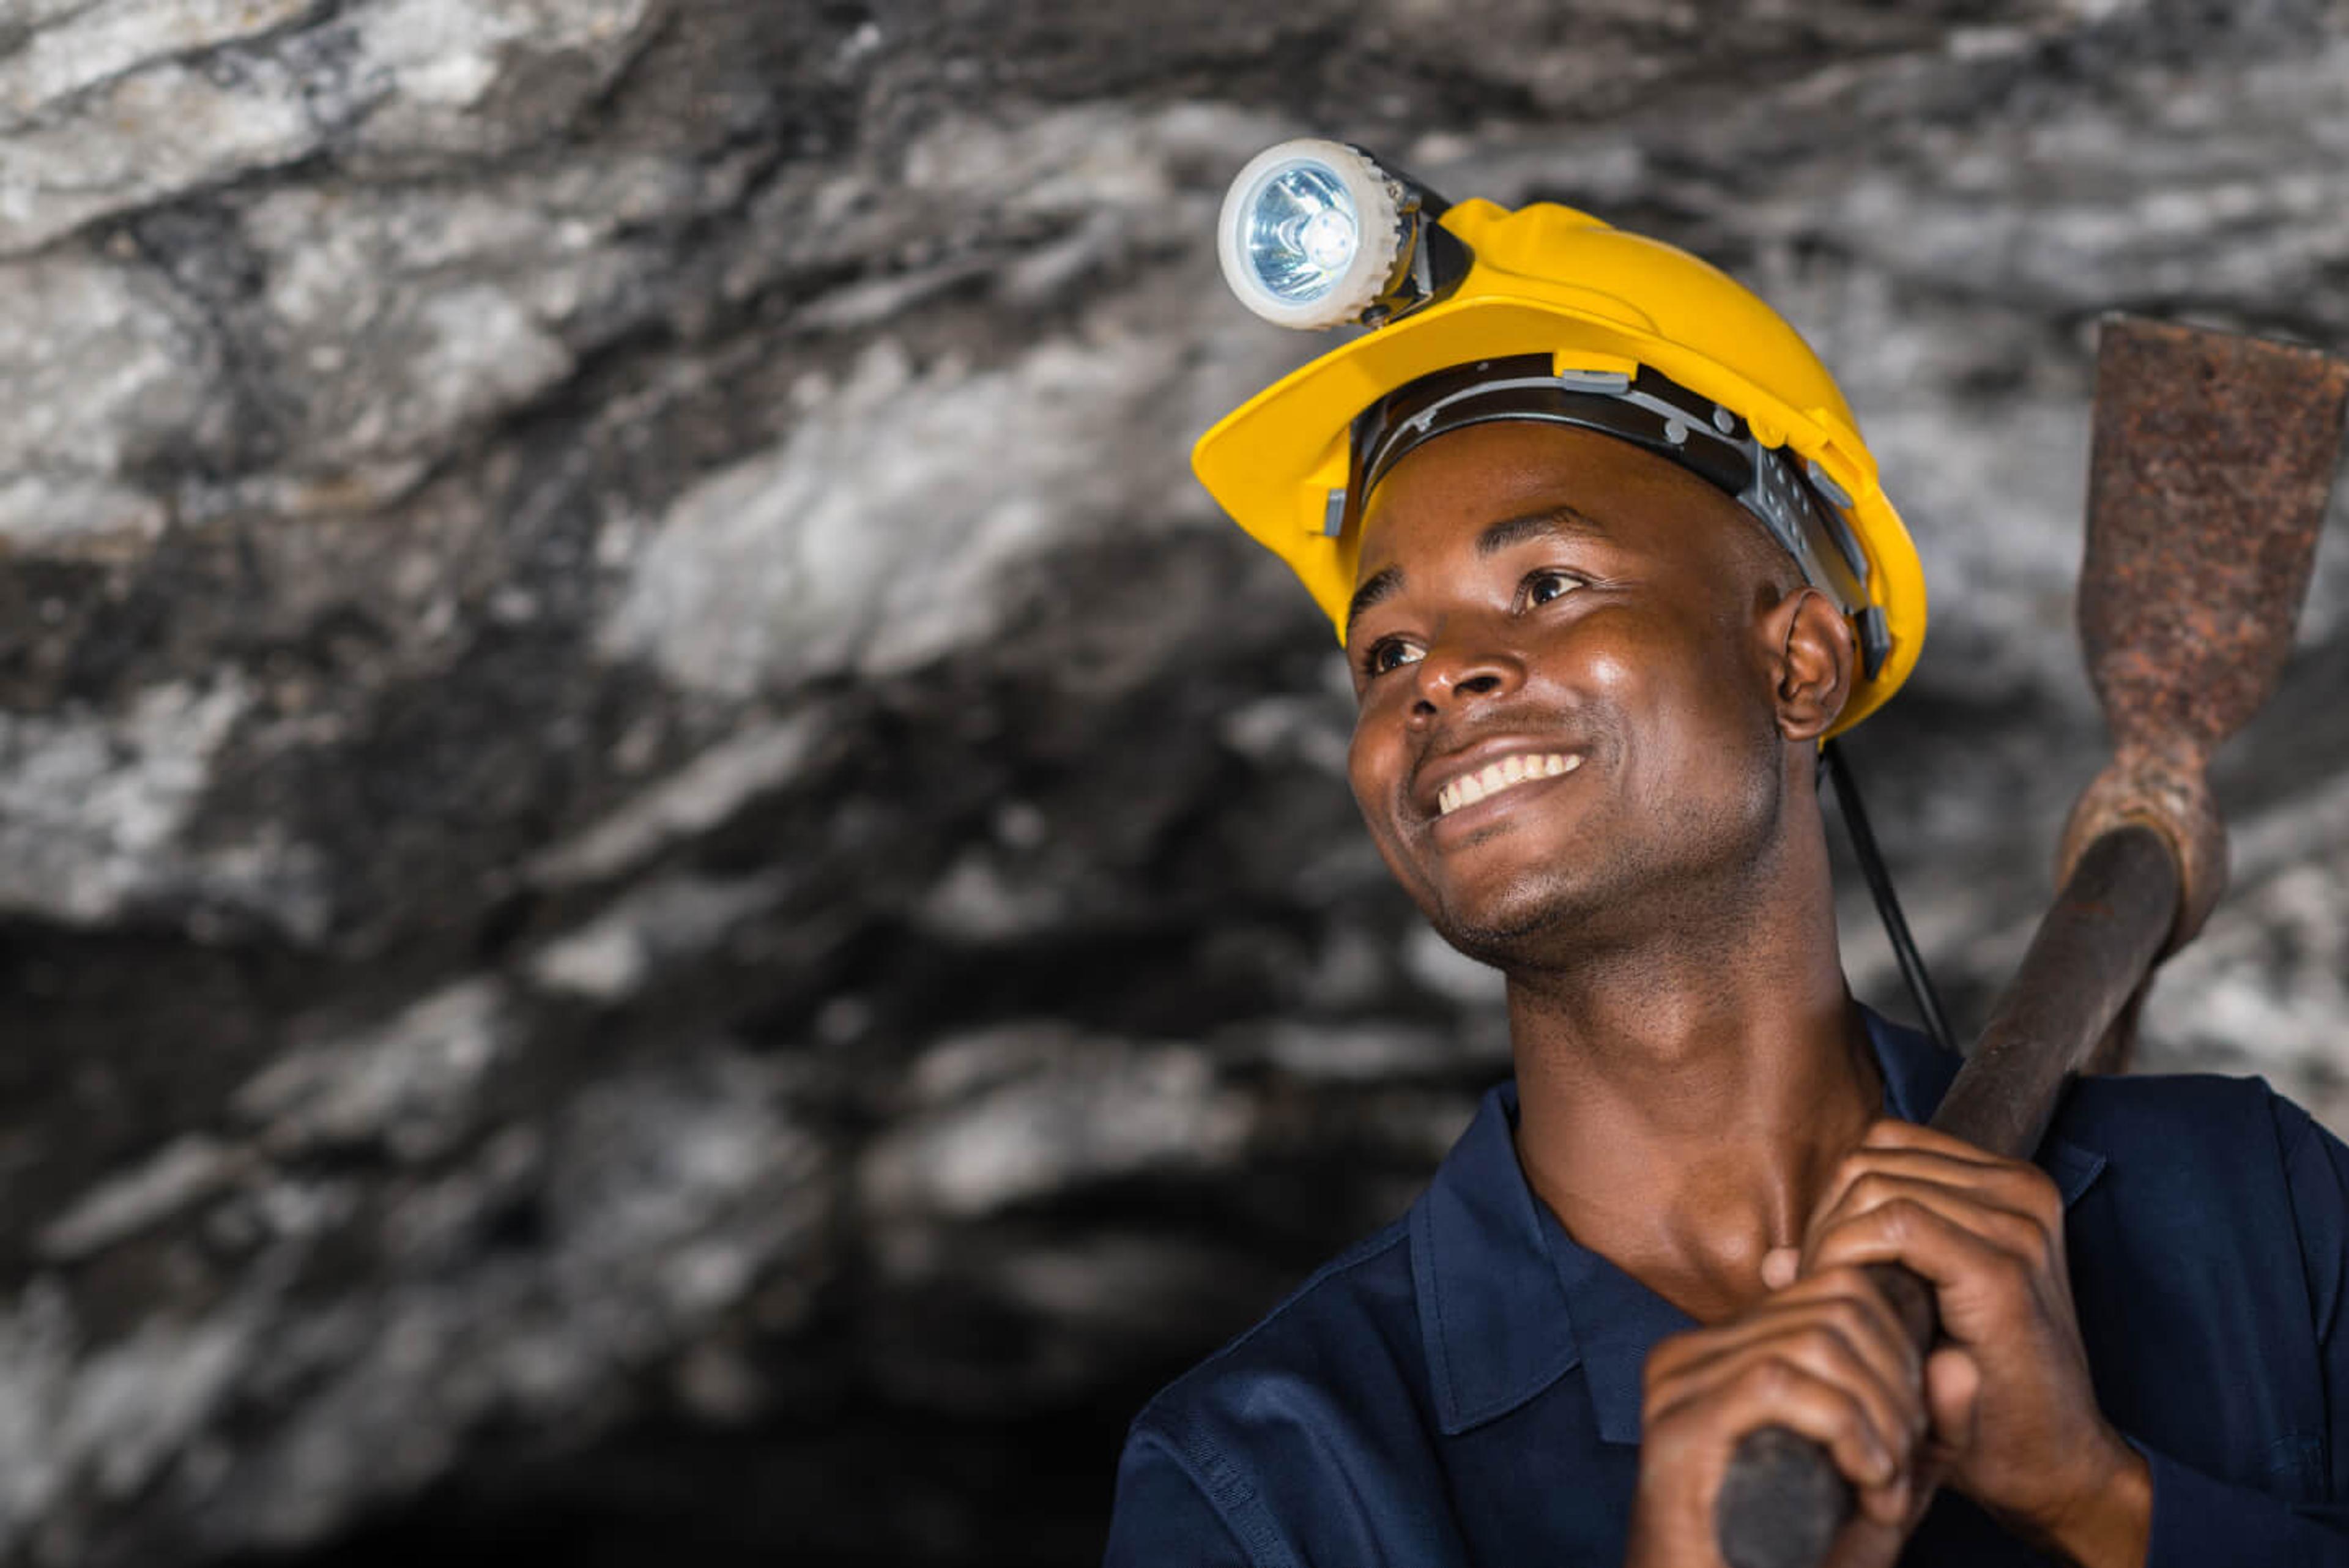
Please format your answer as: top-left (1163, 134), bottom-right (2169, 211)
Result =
top-left (2049, 1065), bottom-right (2343, 1247)
top-left (2054, 1062), bottom-right (2320, 1157)
top-left (1110, 1215), bottom-right (1478, 1567)
top-left (1126, 1214), bottom-right (1424, 1455)
top-left (2050, 1065), bottom-right (2349, 1484)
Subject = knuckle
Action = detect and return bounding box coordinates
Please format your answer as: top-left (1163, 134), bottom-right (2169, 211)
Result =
top-left (1742, 1357), bottom-right (1798, 1400)
top-left (1846, 1170), bottom-right (1894, 1207)
top-left (2017, 1165), bottom-right (2061, 1207)
top-left (2000, 1164), bottom-right (2064, 1222)
top-left (1994, 1211), bottom-right (2046, 1257)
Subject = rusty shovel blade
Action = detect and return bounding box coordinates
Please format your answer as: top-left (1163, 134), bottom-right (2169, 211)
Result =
top-left (2059, 318), bottom-right (2349, 979)
top-left (2083, 316), bottom-right (2349, 761)
top-left (2061, 316), bottom-right (2349, 1068)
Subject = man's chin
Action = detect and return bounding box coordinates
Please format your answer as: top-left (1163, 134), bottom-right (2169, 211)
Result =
top-left (1423, 874), bottom-right (1608, 972)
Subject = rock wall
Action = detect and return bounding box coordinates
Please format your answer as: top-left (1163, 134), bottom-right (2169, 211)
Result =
top-left (0, 2), bottom-right (2346, 1563)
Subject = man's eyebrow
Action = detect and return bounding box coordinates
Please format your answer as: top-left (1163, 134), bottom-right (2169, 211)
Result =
top-left (1345, 564), bottom-right (1404, 635)
top-left (1477, 504), bottom-right (1610, 557)
top-left (1345, 507), bottom-right (1608, 636)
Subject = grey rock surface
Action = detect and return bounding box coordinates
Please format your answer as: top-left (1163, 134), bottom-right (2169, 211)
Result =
top-left (0, 1), bottom-right (2344, 1563)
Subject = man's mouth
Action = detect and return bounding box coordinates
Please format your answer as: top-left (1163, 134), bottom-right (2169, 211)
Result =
top-left (1434, 752), bottom-right (1583, 817)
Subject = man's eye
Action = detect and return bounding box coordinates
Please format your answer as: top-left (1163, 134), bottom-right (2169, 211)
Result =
top-left (1521, 569), bottom-right (1584, 609)
top-left (1363, 638), bottom-right (1424, 678)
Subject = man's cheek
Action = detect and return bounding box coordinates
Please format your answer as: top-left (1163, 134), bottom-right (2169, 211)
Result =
top-left (1344, 723), bottom-right (1402, 824)
top-left (1567, 642), bottom-right (1644, 707)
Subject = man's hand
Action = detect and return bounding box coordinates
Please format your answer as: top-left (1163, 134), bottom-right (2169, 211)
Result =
top-left (1627, 1266), bottom-right (1932, 1568)
top-left (1772, 1118), bottom-right (2151, 1568)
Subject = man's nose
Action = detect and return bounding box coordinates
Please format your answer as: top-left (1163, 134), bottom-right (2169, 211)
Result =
top-left (1409, 637), bottom-right (1524, 719)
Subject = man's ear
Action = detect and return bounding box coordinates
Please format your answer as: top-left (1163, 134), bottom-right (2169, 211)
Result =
top-left (1767, 587), bottom-right (1856, 741)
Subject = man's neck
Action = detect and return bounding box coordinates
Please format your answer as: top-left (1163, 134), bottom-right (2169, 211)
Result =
top-left (1502, 850), bottom-right (1880, 1325)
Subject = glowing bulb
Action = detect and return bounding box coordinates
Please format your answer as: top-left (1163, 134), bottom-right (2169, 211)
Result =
top-left (1297, 206), bottom-right (1357, 272)
top-left (1239, 163), bottom-right (1359, 304)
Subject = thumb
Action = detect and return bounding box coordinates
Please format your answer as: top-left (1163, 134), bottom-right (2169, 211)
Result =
top-left (1924, 1345), bottom-right (1981, 1451)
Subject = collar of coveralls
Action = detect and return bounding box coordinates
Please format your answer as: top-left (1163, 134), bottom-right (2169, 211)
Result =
top-left (1406, 1006), bottom-right (2110, 1441)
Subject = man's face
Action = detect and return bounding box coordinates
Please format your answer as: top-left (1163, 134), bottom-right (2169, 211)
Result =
top-left (1341, 420), bottom-right (1807, 968)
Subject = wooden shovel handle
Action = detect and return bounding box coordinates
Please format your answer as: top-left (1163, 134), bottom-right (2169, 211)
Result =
top-left (1712, 827), bottom-right (2180, 1568)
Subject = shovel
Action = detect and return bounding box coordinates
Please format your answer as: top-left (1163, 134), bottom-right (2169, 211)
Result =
top-left (1713, 316), bottom-right (2349, 1568)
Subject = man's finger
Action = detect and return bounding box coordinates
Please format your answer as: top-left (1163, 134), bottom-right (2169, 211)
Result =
top-left (1855, 1118), bottom-right (2013, 1161)
top-left (1650, 1354), bottom-right (1911, 1510)
top-left (1649, 1271), bottom-right (1923, 1393)
top-left (1802, 1169), bottom-right (2055, 1274)
top-left (1648, 1310), bottom-right (1924, 1481)
top-left (1805, 1146), bottom-right (2060, 1253)
top-left (1802, 1192), bottom-right (2049, 1340)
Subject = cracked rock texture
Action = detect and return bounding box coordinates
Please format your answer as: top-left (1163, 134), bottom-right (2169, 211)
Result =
top-left (0, 2), bottom-right (2346, 1564)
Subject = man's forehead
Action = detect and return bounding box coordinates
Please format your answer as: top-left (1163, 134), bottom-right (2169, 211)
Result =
top-left (1352, 423), bottom-right (1692, 563)
top-left (1345, 426), bottom-right (1778, 629)
top-left (1359, 423), bottom-right (1700, 546)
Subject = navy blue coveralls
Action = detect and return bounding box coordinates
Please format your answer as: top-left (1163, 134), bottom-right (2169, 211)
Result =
top-left (1104, 1011), bottom-right (2349, 1565)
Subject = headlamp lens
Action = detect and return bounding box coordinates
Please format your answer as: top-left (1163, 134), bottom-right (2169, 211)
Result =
top-left (1242, 162), bottom-right (1360, 304)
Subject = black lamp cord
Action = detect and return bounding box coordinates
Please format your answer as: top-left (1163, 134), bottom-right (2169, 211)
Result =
top-left (1820, 739), bottom-right (1958, 1055)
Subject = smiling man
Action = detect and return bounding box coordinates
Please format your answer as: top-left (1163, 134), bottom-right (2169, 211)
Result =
top-left (1100, 146), bottom-right (2349, 1567)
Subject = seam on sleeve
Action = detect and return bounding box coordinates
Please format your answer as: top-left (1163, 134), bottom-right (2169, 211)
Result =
top-left (2266, 1089), bottom-right (2348, 1504)
top-left (2273, 1094), bottom-right (2347, 1343)
top-left (1130, 1425), bottom-right (1297, 1568)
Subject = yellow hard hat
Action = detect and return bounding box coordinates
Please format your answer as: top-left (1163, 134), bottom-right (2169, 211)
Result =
top-left (1193, 141), bottom-right (1925, 735)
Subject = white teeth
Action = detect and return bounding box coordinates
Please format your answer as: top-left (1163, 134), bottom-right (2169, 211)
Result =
top-left (1435, 752), bottom-right (1582, 816)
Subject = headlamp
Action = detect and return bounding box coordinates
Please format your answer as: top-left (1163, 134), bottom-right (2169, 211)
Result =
top-left (1215, 139), bottom-right (1469, 332)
